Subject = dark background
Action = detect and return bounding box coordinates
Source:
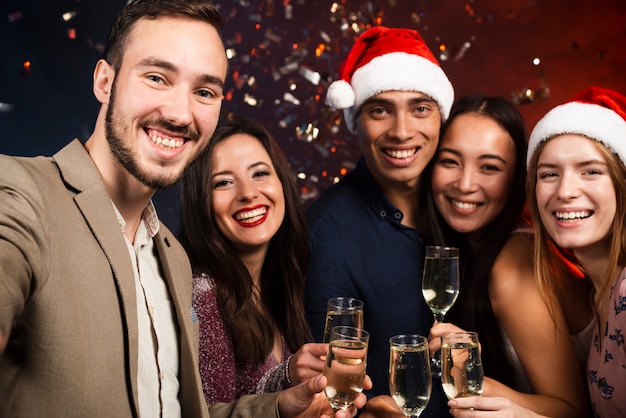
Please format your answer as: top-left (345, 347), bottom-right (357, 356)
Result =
top-left (2, 0), bottom-right (625, 232)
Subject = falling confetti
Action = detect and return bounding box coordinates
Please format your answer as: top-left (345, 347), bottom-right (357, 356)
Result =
top-left (22, 60), bottom-right (32, 76)
top-left (4, 0), bottom-right (624, 209)
top-left (0, 103), bottom-right (15, 112)
top-left (7, 11), bottom-right (23, 22)
top-left (62, 11), bottom-right (77, 22)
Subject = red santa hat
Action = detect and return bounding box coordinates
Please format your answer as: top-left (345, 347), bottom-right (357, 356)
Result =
top-left (527, 86), bottom-right (626, 166)
top-left (326, 26), bottom-right (454, 133)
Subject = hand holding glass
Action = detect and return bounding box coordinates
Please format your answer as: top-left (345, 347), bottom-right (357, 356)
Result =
top-left (389, 334), bottom-right (432, 417)
top-left (322, 297), bottom-right (364, 342)
top-left (323, 326), bottom-right (369, 411)
top-left (440, 331), bottom-right (484, 399)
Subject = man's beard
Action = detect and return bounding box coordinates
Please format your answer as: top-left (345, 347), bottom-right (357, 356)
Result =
top-left (104, 81), bottom-right (195, 190)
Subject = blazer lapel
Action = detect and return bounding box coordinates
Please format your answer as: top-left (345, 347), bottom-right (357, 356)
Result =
top-left (154, 228), bottom-right (207, 416)
top-left (53, 140), bottom-right (141, 412)
top-left (154, 229), bottom-right (192, 353)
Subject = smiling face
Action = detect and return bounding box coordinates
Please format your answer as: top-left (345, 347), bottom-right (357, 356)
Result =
top-left (432, 113), bottom-right (517, 236)
top-left (535, 134), bottom-right (616, 256)
top-left (356, 90), bottom-right (441, 193)
top-left (210, 133), bottom-right (286, 253)
top-left (101, 16), bottom-right (228, 190)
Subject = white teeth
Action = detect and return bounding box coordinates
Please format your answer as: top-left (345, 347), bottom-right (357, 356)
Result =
top-left (149, 133), bottom-right (183, 150)
top-left (385, 149), bottom-right (416, 159)
top-left (554, 210), bottom-right (590, 220)
top-left (235, 207), bottom-right (267, 223)
top-left (453, 200), bottom-right (478, 210)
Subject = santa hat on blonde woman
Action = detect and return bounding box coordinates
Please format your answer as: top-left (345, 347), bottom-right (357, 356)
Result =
top-left (325, 26), bottom-right (454, 133)
top-left (527, 86), bottom-right (626, 166)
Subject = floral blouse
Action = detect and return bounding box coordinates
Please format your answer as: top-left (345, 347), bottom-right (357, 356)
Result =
top-left (192, 272), bottom-right (293, 404)
top-left (587, 266), bottom-right (626, 417)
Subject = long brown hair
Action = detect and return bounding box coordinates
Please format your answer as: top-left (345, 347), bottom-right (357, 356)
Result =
top-left (526, 137), bottom-right (626, 321)
top-left (179, 115), bottom-right (312, 363)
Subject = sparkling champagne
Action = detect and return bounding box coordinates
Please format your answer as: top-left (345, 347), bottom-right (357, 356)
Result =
top-left (323, 339), bottom-right (367, 410)
top-left (389, 345), bottom-right (431, 417)
top-left (421, 256), bottom-right (460, 319)
top-left (323, 310), bottom-right (364, 343)
top-left (441, 341), bottom-right (484, 399)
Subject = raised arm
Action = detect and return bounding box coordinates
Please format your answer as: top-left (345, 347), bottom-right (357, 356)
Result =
top-left (208, 374), bottom-right (369, 418)
top-left (485, 233), bottom-right (590, 417)
top-left (258, 343), bottom-right (327, 392)
top-left (0, 157), bottom-right (49, 354)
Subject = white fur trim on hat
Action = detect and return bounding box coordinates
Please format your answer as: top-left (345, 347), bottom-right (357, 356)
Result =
top-left (326, 80), bottom-right (356, 110)
top-left (341, 51), bottom-right (454, 133)
top-left (527, 101), bottom-right (626, 166)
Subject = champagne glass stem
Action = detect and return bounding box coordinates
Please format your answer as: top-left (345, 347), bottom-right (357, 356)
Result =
top-left (431, 313), bottom-right (444, 378)
top-left (431, 353), bottom-right (442, 378)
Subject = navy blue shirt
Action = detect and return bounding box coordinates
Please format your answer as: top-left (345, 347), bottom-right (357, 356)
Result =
top-left (305, 157), bottom-right (450, 417)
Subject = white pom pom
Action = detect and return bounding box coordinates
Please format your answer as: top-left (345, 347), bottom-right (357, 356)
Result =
top-left (326, 80), bottom-right (356, 110)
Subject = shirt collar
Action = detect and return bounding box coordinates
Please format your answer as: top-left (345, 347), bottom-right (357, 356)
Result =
top-left (112, 199), bottom-right (160, 240)
top-left (352, 157), bottom-right (405, 225)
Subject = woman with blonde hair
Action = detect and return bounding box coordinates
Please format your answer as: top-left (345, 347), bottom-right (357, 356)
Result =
top-left (525, 86), bottom-right (626, 416)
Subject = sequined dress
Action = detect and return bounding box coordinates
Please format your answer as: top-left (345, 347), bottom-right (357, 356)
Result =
top-left (192, 272), bottom-right (293, 404)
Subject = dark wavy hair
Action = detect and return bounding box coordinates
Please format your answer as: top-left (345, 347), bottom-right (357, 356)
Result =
top-left (104, 0), bottom-right (223, 72)
top-left (418, 94), bottom-right (528, 389)
top-left (179, 115), bottom-right (312, 363)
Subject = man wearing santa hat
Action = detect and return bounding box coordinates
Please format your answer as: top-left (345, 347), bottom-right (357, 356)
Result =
top-left (304, 25), bottom-right (454, 416)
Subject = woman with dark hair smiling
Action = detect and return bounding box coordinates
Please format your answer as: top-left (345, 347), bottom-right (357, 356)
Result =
top-left (179, 116), bottom-right (327, 404)
top-left (420, 95), bottom-right (590, 417)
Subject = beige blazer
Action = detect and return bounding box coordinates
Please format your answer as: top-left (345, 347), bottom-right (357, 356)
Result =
top-left (0, 140), bottom-right (278, 417)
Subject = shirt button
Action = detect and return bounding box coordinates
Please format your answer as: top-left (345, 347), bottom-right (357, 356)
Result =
top-left (160, 371), bottom-right (165, 380)
top-left (394, 212), bottom-right (402, 220)
top-left (379, 210), bottom-right (386, 217)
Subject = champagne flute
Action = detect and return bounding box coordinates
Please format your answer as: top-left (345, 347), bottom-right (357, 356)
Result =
top-left (389, 334), bottom-right (432, 417)
top-left (322, 297), bottom-right (364, 342)
top-left (421, 246), bottom-right (460, 322)
top-left (323, 326), bottom-right (369, 411)
top-left (421, 246), bottom-right (460, 376)
top-left (440, 331), bottom-right (484, 400)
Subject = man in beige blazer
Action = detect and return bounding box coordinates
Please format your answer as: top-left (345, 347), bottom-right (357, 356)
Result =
top-left (0, 0), bottom-right (365, 416)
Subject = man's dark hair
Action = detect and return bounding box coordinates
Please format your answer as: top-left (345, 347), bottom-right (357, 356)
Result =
top-left (104, 0), bottom-right (223, 71)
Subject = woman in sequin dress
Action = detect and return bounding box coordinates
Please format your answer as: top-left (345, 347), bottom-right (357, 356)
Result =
top-left (179, 116), bottom-right (326, 404)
